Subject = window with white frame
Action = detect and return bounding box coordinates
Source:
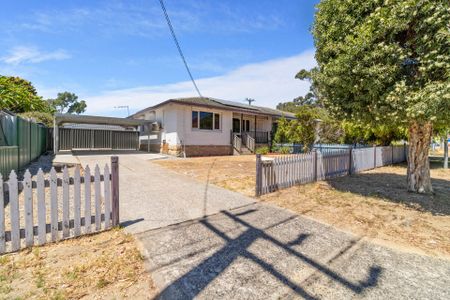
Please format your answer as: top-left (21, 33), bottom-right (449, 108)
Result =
top-left (192, 111), bottom-right (221, 130)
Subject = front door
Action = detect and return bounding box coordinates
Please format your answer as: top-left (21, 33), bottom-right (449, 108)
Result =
top-left (232, 118), bottom-right (240, 133)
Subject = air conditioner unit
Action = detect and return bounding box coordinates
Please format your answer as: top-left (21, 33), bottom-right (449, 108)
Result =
top-left (151, 122), bottom-right (161, 132)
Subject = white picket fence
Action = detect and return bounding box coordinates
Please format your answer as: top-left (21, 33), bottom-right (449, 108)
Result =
top-left (256, 145), bottom-right (407, 196)
top-left (0, 157), bottom-right (119, 254)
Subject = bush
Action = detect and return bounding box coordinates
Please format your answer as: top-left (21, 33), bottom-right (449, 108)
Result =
top-left (18, 111), bottom-right (53, 127)
top-left (255, 146), bottom-right (269, 155)
top-left (279, 146), bottom-right (291, 154)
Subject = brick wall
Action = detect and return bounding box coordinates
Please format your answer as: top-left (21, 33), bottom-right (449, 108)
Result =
top-left (184, 145), bottom-right (232, 157)
top-left (139, 143), bottom-right (161, 153)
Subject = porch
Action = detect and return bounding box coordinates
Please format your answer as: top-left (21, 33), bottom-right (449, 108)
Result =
top-left (231, 112), bottom-right (272, 154)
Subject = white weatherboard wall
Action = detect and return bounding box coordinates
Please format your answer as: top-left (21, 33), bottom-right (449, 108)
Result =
top-left (160, 104), bottom-right (180, 146)
top-left (177, 104), bottom-right (233, 146)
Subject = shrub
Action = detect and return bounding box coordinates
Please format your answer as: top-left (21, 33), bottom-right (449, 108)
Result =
top-left (18, 111), bottom-right (53, 127)
top-left (255, 146), bottom-right (269, 155)
top-left (279, 146), bottom-right (291, 154)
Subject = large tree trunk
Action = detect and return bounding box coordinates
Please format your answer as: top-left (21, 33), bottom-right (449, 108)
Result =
top-left (407, 121), bottom-right (433, 193)
top-left (444, 132), bottom-right (449, 169)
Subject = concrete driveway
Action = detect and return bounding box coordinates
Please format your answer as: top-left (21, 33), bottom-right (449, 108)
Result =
top-left (72, 152), bottom-right (255, 234)
top-left (70, 152), bottom-right (450, 299)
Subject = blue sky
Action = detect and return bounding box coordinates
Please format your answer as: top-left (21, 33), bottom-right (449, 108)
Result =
top-left (0, 0), bottom-right (319, 116)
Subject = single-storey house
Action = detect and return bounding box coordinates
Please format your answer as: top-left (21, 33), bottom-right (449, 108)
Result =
top-left (130, 97), bottom-right (295, 157)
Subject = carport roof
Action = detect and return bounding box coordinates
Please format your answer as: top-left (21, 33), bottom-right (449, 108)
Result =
top-left (55, 113), bottom-right (147, 126)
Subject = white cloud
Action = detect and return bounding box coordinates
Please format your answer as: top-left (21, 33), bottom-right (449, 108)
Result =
top-left (0, 46), bottom-right (70, 65)
top-left (84, 49), bottom-right (316, 116)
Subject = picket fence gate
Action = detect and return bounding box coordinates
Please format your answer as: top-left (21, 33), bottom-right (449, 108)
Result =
top-left (0, 156), bottom-right (120, 254)
top-left (256, 145), bottom-right (407, 196)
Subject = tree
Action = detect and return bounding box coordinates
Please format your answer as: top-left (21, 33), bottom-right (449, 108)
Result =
top-left (18, 111), bottom-right (54, 127)
top-left (48, 92), bottom-right (86, 114)
top-left (341, 121), bottom-right (407, 145)
top-left (274, 105), bottom-right (342, 151)
top-left (0, 76), bottom-right (51, 113)
top-left (312, 0), bottom-right (450, 193)
top-left (277, 68), bottom-right (321, 111)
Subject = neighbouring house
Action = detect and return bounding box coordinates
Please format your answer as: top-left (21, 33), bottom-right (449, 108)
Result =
top-left (130, 97), bottom-right (295, 157)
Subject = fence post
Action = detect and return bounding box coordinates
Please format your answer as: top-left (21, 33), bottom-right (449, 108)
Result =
top-left (391, 144), bottom-right (394, 164)
top-left (403, 142), bottom-right (407, 162)
top-left (348, 146), bottom-right (353, 175)
top-left (313, 149), bottom-right (318, 181)
top-left (255, 154), bottom-right (262, 197)
top-left (111, 156), bottom-right (120, 226)
top-left (373, 145), bottom-right (377, 169)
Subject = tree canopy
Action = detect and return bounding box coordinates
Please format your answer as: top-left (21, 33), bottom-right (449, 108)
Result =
top-left (312, 0), bottom-right (449, 126)
top-left (48, 92), bottom-right (87, 114)
top-left (0, 76), bottom-right (52, 113)
top-left (277, 68), bottom-right (320, 111)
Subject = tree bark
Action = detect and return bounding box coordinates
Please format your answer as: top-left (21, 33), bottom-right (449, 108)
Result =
top-left (444, 132), bottom-right (449, 169)
top-left (407, 121), bottom-right (433, 194)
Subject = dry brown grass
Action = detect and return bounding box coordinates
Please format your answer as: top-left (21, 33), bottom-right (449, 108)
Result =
top-left (156, 156), bottom-right (450, 259)
top-left (0, 229), bottom-right (157, 300)
top-left (155, 156), bottom-right (257, 197)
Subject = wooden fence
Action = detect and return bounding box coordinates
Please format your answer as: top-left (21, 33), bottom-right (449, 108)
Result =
top-left (256, 145), bottom-right (407, 196)
top-left (0, 156), bottom-right (120, 254)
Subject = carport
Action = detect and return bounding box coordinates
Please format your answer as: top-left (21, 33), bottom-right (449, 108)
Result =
top-left (54, 113), bottom-right (147, 153)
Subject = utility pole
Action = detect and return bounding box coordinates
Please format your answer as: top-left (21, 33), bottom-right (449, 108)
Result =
top-left (245, 98), bottom-right (255, 106)
top-left (114, 106), bottom-right (130, 117)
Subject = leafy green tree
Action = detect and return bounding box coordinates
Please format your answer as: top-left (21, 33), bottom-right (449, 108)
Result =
top-left (18, 111), bottom-right (54, 127)
top-left (48, 92), bottom-right (86, 114)
top-left (274, 105), bottom-right (342, 151)
top-left (341, 121), bottom-right (407, 145)
top-left (277, 68), bottom-right (321, 111)
top-left (0, 76), bottom-right (51, 113)
top-left (312, 0), bottom-right (449, 193)
top-left (273, 117), bottom-right (290, 143)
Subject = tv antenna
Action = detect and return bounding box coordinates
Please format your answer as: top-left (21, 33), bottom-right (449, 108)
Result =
top-left (114, 105), bottom-right (130, 116)
top-left (245, 98), bottom-right (255, 106)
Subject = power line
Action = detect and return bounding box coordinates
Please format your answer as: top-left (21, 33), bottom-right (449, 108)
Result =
top-left (158, 0), bottom-right (203, 98)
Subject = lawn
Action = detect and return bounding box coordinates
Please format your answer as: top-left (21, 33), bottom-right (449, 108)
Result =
top-left (155, 156), bottom-right (450, 259)
top-left (0, 229), bottom-right (157, 299)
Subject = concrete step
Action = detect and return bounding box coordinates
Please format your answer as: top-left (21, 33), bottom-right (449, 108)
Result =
top-left (239, 146), bottom-right (253, 155)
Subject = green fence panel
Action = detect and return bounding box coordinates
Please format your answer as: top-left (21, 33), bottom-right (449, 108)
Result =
top-left (17, 117), bottom-right (30, 169)
top-left (0, 146), bottom-right (19, 178)
top-left (0, 112), bottom-right (50, 176)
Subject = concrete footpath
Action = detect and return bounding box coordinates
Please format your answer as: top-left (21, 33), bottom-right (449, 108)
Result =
top-left (138, 203), bottom-right (450, 300)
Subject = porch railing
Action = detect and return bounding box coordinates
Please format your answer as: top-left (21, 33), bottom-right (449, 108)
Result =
top-left (232, 133), bottom-right (242, 153)
top-left (242, 133), bottom-right (256, 153)
top-left (245, 131), bottom-right (269, 144)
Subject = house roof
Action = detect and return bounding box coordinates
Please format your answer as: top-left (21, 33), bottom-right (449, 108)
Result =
top-left (130, 97), bottom-right (296, 119)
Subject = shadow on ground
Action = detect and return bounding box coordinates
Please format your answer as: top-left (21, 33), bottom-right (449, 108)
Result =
top-left (327, 169), bottom-right (450, 216)
top-left (152, 207), bottom-right (382, 299)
